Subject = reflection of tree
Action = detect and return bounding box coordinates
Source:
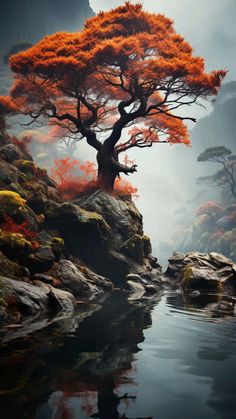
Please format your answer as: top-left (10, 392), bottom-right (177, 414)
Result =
top-left (0, 293), bottom-right (157, 419)
top-left (89, 374), bottom-right (152, 419)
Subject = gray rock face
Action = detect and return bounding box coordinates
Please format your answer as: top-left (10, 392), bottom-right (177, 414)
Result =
top-left (165, 251), bottom-right (236, 291)
top-left (75, 190), bottom-right (143, 248)
top-left (0, 144), bottom-right (32, 163)
top-left (125, 273), bottom-right (142, 282)
top-left (1, 277), bottom-right (76, 317)
top-left (2, 277), bottom-right (49, 314)
top-left (0, 160), bottom-right (19, 185)
top-left (47, 259), bottom-right (112, 298)
top-left (45, 200), bottom-right (112, 253)
top-left (0, 251), bottom-right (29, 280)
top-left (26, 246), bottom-right (56, 273)
top-left (124, 269), bottom-right (162, 299)
top-left (49, 259), bottom-right (93, 297)
top-left (44, 193), bottom-right (157, 285)
top-left (126, 280), bottom-right (145, 295)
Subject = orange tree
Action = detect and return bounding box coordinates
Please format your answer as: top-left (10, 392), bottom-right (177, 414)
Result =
top-left (1, 2), bottom-right (226, 192)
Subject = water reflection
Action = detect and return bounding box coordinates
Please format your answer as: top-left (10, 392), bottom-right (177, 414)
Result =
top-left (0, 292), bottom-right (156, 419)
top-left (0, 291), bottom-right (236, 419)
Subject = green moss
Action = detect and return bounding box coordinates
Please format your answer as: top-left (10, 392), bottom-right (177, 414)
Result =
top-left (142, 235), bottom-right (152, 256)
top-left (79, 207), bottom-right (111, 231)
top-left (120, 234), bottom-right (145, 262)
top-left (0, 231), bottom-right (32, 250)
top-left (182, 265), bottom-right (194, 286)
top-left (51, 237), bottom-right (64, 254)
top-left (0, 276), bottom-right (3, 306)
top-left (0, 190), bottom-right (26, 214)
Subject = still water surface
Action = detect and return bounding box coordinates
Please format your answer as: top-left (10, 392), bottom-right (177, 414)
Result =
top-left (0, 291), bottom-right (236, 419)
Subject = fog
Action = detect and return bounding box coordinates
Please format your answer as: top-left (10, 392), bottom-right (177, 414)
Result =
top-left (1, 0), bottom-right (236, 266)
top-left (90, 0), bottom-right (236, 264)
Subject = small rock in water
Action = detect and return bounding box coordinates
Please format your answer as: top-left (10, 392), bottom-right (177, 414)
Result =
top-left (125, 273), bottom-right (142, 282)
top-left (145, 284), bottom-right (157, 293)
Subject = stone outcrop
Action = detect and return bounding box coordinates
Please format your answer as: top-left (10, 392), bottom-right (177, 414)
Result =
top-left (165, 251), bottom-right (236, 291)
top-left (0, 132), bottom-right (162, 328)
top-left (1, 277), bottom-right (76, 317)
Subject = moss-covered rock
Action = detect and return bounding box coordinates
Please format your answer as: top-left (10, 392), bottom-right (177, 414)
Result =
top-left (0, 161), bottom-right (19, 186)
top-left (165, 251), bottom-right (236, 292)
top-left (25, 246), bottom-right (55, 273)
top-left (14, 159), bottom-right (37, 179)
top-left (142, 235), bottom-right (152, 256)
top-left (75, 190), bottom-right (143, 248)
top-left (120, 234), bottom-right (145, 263)
top-left (0, 231), bottom-right (36, 261)
top-left (0, 143), bottom-right (32, 163)
top-left (44, 200), bottom-right (112, 263)
top-left (0, 251), bottom-right (29, 280)
top-left (51, 237), bottom-right (64, 259)
top-left (119, 234), bottom-right (152, 263)
top-left (182, 265), bottom-right (222, 290)
top-left (0, 190), bottom-right (26, 215)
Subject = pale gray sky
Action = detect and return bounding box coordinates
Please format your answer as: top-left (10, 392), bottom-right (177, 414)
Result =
top-left (88, 1), bottom-right (236, 263)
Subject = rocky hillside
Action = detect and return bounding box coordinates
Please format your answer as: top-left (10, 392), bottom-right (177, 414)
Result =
top-left (0, 131), bottom-right (162, 326)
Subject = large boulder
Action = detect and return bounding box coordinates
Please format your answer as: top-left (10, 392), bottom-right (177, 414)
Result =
top-left (165, 251), bottom-right (236, 291)
top-left (25, 246), bottom-right (56, 273)
top-left (75, 190), bottom-right (143, 248)
top-left (0, 251), bottom-right (29, 280)
top-left (46, 259), bottom-right (113, 297)
top-left (0, 144), bottom-right (32, 163)
top-left (73, 191), bottom-right (157, 283)
top-left (44, 200), bottom-right (112, 267)
top-left (0, 160), bottom-right (19, 185)
top-left (1, 277), bottom-right (76, 320)
top-left (119, 234), bottom-right (152, 263)
top-left (1, 277), bottom-right (49, 315)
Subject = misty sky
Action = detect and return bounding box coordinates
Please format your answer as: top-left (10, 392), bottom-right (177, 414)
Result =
top-left (89, 0), bottom-right (236, 263)
top-left (4, 0), bottom-right (235, 264)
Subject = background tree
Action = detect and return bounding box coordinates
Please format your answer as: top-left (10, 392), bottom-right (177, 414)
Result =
top-left (197, 146), bottom-right (236, 198)
top-left (0, 2), bottom-right (226, 192)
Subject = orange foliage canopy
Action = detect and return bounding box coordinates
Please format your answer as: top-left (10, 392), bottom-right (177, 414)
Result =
top-left (0, 2), bottom-right (226, 192)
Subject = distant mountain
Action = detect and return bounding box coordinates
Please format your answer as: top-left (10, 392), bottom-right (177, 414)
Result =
top-left (0, 0), bottom-right (94, 54)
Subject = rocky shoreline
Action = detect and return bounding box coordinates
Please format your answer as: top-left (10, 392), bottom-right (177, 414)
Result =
top-left (1, 133), bottom-right (236, 330)
top-left (0, 132), bottom-right (161, 327)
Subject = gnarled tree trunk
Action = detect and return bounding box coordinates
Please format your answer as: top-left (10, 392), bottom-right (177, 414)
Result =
top-left (96, 147), bottom-right (119, 193)
top-left (96, 144), bottom-right (137, 193)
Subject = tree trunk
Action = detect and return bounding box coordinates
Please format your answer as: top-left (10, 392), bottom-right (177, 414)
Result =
top-left (96, 143), bottom-right (137, 193)
top-left (96, 147), bottom-right (119, 193)
top-left (97, 165), bottom-right (117, 192)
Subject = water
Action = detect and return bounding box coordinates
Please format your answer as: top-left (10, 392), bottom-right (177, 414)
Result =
top-left (0, 291), bottom-right (236, 419)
